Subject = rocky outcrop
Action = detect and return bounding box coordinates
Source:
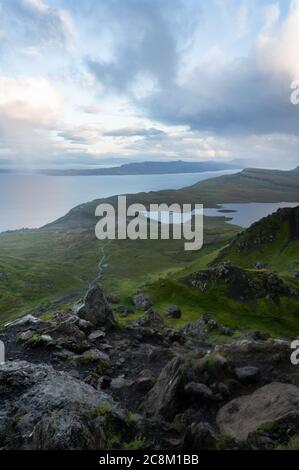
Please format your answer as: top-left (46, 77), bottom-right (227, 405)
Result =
top-left (216, 382), bottom-right (299, 441)
top-left (74, 286), bottom-right (116, 329)
top-left (164, 305), bottom-right (182, 319)
top-left (141, 356), bottom-right (187, 419)
top-left (0, 361), bottom-right (127, 450)
top-left (132, 293), bottom-right (152, 311)
top-left (184, 262), bottom-right (298, 301)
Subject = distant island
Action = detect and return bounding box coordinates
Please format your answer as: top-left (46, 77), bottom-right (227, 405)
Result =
top-left (38, 160), bottom-right (239, 176)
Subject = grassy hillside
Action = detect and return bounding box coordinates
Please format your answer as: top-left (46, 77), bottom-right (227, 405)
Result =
top-left (1, 167), bottom-right (299, 328)
top-left (0, 217), bottom-right (238, 325)
top-left (213, 205), bottom-right (299, 272)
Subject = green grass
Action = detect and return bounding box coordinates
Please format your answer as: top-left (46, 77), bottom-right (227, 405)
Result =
top-left (143, 277), bottom-right (299, 338)
top-left (0, 229), bottom-right (100, 324)
top-left (0, 216), bottom-right (237, 324)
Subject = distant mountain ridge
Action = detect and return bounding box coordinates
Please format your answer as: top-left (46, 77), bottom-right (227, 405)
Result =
top-left (38, 160), bottom-right (237, 176)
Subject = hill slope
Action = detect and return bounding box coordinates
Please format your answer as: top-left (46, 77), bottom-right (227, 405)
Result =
top-left (213, 205), bottom-right (299, 272)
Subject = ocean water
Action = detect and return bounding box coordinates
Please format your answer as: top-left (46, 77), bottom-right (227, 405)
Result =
top-left (0, 170), bottom-right (237, 232)
top-left (144, 202), bottom-right (299, 229)
top-left (204, 202), bottom-right (299, 227)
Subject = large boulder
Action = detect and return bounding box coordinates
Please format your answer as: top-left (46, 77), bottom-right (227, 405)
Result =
top-left (75, 286), bottom-right (116, 329)
top-left (216, 382), bottom-right (299, 441)
top-left (141, 356), bottom-right (187, 419)
top-left (0, 361), bottom-right (126, 450)
top-left (183, 422), bottom-right (217, 450)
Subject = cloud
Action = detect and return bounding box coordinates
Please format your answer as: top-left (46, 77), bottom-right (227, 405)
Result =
top-left (86, 0), bottom-right (200, 95)
top-left (103, 127), bottom-right (166, 138)
top-left (136, 1), bottom-right (299, 138)
top-left (262, 2), bottom-right (280, 32)
top-left (0, 76), bottom-right (62, 159)
top-left (0, 0), bottom-right (74, 50)
top-left (235, 1), bottom-right (249, 39)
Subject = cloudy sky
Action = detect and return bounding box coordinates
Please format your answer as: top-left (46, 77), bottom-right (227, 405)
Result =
top-left (1, 0), bottom-right (299, 169)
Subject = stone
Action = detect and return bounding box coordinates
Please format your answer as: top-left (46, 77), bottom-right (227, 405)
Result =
top-left (0, 360), bottom-right (126, 450)
top-left (183, 422), bottom-right (217, 450)
top-left (5, 314), bottom-right (40, 328)
top-left (141, 356), bottom-right (187, 419)
top-left (164, 305), bottom-right (182, 319)
top-left (133, 370), bottom-right (156, 393)
top-left (80, 349), bottom-right (110, 364)
top-left (75, 286), bottom-right (116, 329)
top-left (110, 375), bottom-right (133, 389)
top-left (40, 334), bottom-right (53, 344)
top-left (134, 308), bottom-right (164, 328)
top-left (78, 319), bottom-right (93, 332)
top-left (234, 366), bottom-right (260, 385)
top-left (216, 382), bottom-right (299, 441)
top-left (18, 330), bottom-right (35, 342)
top-left (88, 330), bottom-right (106, 341)
top-left (132, 293), bottom-right (152, 311)
top-left (184, 382), bottom-right (214, 402)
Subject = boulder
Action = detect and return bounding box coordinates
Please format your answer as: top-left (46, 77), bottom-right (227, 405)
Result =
top-left (216, 382), bottom-right (299, 441)
top-left (164, 305), bottom-right (182, 319)
top-left (184, 382), bottom-right (214, 403)
top-left (18, 330), bottom-right (35, 342)
top-left (141, 356), bottom-right (187, 419)
top-left (133, 370), bottom-right (156, 393)
top-left (234, 366), bottom-right (260, 385)
top-left (132, 293), bottom-right (152, 311)
top-left (0, 361), bottom-right (125, 450)
top-left (134, 308), bottom-right (164, 328)
top-left (5, 314), bottom-right (40, 328)
top-left (88, 330), bottom-right (106, 341)
top-left (183, 422), bottom-right (217, 450)
top-left (75, 286), bottom-right (116, 329)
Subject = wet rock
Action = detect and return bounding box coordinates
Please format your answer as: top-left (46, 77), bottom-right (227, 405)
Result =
top-left (234, 366), bottom-right (260, 385)
top-left (0, 361), bottom-right (125, 450)
top-left (216, 382), bottom-right (299, 441)
top-left (75, 286), bottom-right (116, 329)
top-left (132, 293), bottom-right (152, 311)
top-left (164, 305), bottom-right (181, 319)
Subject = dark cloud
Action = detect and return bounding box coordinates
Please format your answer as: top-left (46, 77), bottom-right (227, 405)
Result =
top-left (57, 130), bottom-right (88, 144)
top-left (103, 127), bottom-right (166, 138)
top-left (144, 57), bottom-right (299, 136)
top-left (85, 0), bottom-right (200, 93)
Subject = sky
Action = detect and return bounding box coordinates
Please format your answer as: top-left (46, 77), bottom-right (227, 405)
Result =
top-left (0, 0), bottom-right (299, 169)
